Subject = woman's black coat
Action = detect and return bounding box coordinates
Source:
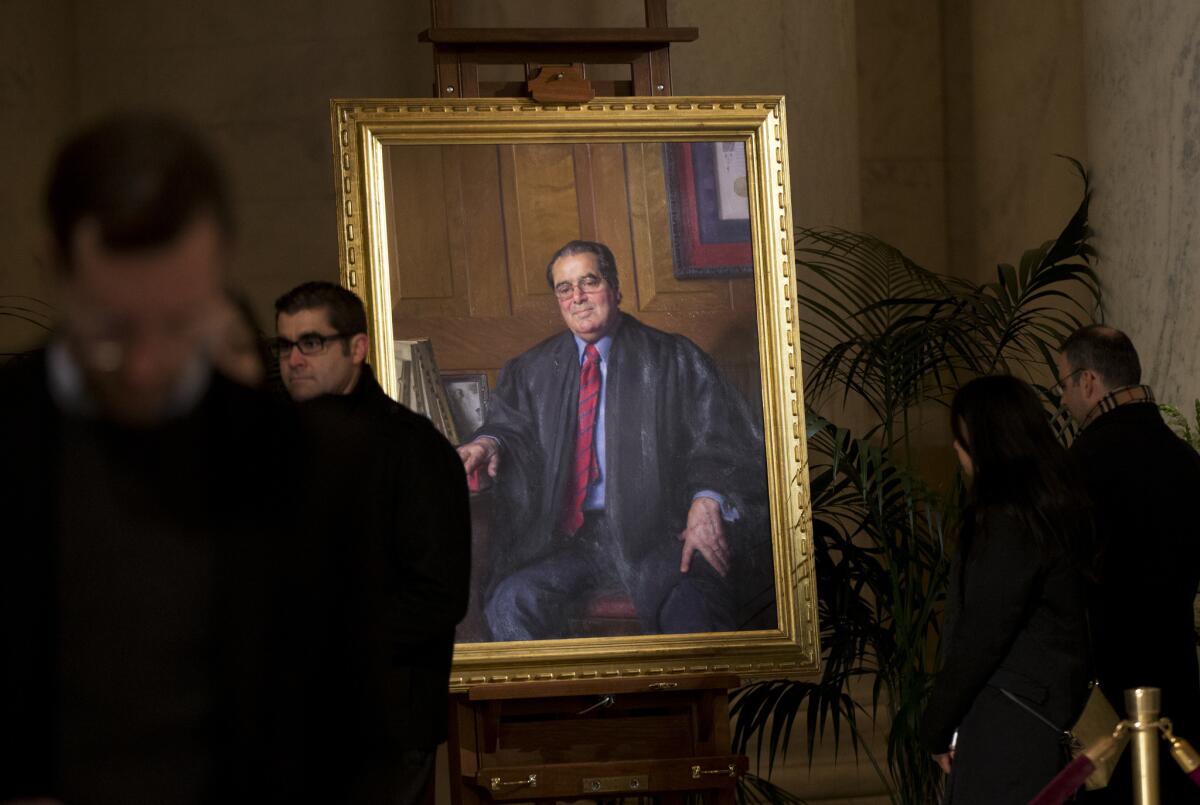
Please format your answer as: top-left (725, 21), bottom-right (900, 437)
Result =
top-left (923, 508), bottom-right (1090, 804)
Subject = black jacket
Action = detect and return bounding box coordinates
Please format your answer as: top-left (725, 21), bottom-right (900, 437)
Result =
top-left (1071, 402), bottom-right (1200, 804)
top-left (1071, 402), bottom-right (1200, 724)
top-left (923, 508), bottom-right (1090, 804)
top-left (300, 366), bottom-right (471, 751)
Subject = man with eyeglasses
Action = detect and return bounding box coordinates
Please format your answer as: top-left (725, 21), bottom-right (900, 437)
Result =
top-left (274, 281), bottom-right (371, 401)
top-left (457, 240), bottom-right (772, 641)
top-left (1057, 325), bottom-right (1200, 804)
top-left (274, 280), bottom-right (471, 805)
top-left (0, 115), bottom-right (377, 804)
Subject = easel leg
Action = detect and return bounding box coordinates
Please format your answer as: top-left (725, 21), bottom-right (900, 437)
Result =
top-left (446, 695), bottom-right (485, 805)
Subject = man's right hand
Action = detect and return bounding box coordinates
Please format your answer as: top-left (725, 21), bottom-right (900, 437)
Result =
top-left (457, 437), bottom-right (501, 479)
top-left (678, 496), bottom-right (729, 577)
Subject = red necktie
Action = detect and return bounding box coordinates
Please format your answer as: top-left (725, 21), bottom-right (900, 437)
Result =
top-left (559, 344), bottom-right (601, 535)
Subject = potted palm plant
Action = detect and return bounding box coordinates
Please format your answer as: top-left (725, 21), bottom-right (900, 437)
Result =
top-left (734, 160), bottom-right (1102, 804)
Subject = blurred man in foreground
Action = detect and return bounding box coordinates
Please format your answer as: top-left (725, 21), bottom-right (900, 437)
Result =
top-left (0, 115), bottom-right (364, 804)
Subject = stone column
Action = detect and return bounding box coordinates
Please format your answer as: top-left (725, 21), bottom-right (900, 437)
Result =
top-left (947, 0), bottom-right (1087, 284)
top-left (1084, 2), bottom-right (1200, 408)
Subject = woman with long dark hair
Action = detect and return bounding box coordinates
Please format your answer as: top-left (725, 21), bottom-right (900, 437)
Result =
top-left (923, 375), bottom-right (1093, 803)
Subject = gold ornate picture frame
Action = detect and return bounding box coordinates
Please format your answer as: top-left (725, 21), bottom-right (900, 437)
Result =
top-left (330, 97), bottom-right (817, 688)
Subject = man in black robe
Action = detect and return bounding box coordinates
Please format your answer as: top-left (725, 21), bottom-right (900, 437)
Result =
top-left (1058, 325), bottom-right (1200, 804)
top-left (275, 281), bottom-right (471, 804)
top-left (458, 240), bottom-right (771, 641)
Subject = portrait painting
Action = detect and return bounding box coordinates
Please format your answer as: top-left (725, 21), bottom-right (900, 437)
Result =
top-left (330, 97), bottom-right (817, 687)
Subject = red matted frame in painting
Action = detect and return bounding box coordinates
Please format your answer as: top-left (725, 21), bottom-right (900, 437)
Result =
top-left (664, 141), bottom-right (754, 279)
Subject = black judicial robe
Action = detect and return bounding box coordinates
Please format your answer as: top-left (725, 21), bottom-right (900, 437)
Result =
top-left (475, 313), bottom-right (772, 626)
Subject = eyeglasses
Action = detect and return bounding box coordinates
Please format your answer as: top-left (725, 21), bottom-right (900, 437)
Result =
top-left (272, 332), bottom-right (348, 358)
top-left (553, 274), bottom-right (606, 300)
top-left (67, 309), bottom-right (215, 372)
top-left (1050, 368), bottom-right (1084, 396)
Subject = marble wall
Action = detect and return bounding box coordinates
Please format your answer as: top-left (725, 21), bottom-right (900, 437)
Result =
top-left (855, 0), bottom-right (1087, 284)
top-left (668, 0), bottom-right (863, 232)
top-left (856, 0), bottom-right (949, 273)
top-left (1084, 1), bottom-right (1200, 410)
top-left (962, 0), bottom-right (1087, 284)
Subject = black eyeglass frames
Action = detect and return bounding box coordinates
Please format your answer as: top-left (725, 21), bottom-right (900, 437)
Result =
top-left (271, 332), bottom-right (349, 358)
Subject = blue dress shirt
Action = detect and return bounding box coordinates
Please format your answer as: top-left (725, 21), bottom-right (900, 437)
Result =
top-left (572, 334), bottom-right (737, 522)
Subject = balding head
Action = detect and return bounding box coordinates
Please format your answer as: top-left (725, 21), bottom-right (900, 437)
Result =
top-left (1055, 325), bottom-right (1142, 424)
top-left (1059, 325), bottom-right (1141, 389)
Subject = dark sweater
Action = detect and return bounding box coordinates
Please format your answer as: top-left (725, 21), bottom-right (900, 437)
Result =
top-left (0, 351), bottom-right (342, 803)
top-left (55, 415), bottom-right (220, 804)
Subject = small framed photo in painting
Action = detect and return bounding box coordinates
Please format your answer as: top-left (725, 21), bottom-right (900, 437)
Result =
top-left (664, 141), bottom-right (753, 279)
top-left (441, 372), bottom-right (489, 439)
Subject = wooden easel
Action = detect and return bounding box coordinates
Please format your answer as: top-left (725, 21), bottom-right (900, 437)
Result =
top-left (418, 5), bottom-right (746, 801)
top-left (419, 0), bottom-right (697, 100)
top-left (447, 674), bottom-right (745, 803)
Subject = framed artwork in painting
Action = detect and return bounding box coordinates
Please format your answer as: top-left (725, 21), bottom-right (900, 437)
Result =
top-left (664, 141), bottom-right (754, 279)
top-left (441, 372), bottom-right (489, 439)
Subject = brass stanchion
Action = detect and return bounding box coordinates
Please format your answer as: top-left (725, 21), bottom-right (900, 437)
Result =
top-left (1031, 686), bottom-right (1200, 805)
top-left (1127, 687), bottom-right (1162, 805)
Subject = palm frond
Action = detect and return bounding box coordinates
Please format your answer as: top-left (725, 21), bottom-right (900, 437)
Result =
top-left (735, 159), bottom-right (1098, 805)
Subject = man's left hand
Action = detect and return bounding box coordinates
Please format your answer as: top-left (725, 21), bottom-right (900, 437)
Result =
top-left (678, 496), bottom-right (729, 577)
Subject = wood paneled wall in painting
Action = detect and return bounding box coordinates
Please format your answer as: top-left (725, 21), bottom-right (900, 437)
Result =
top-left (383, 141), bottom-right (761, 413)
